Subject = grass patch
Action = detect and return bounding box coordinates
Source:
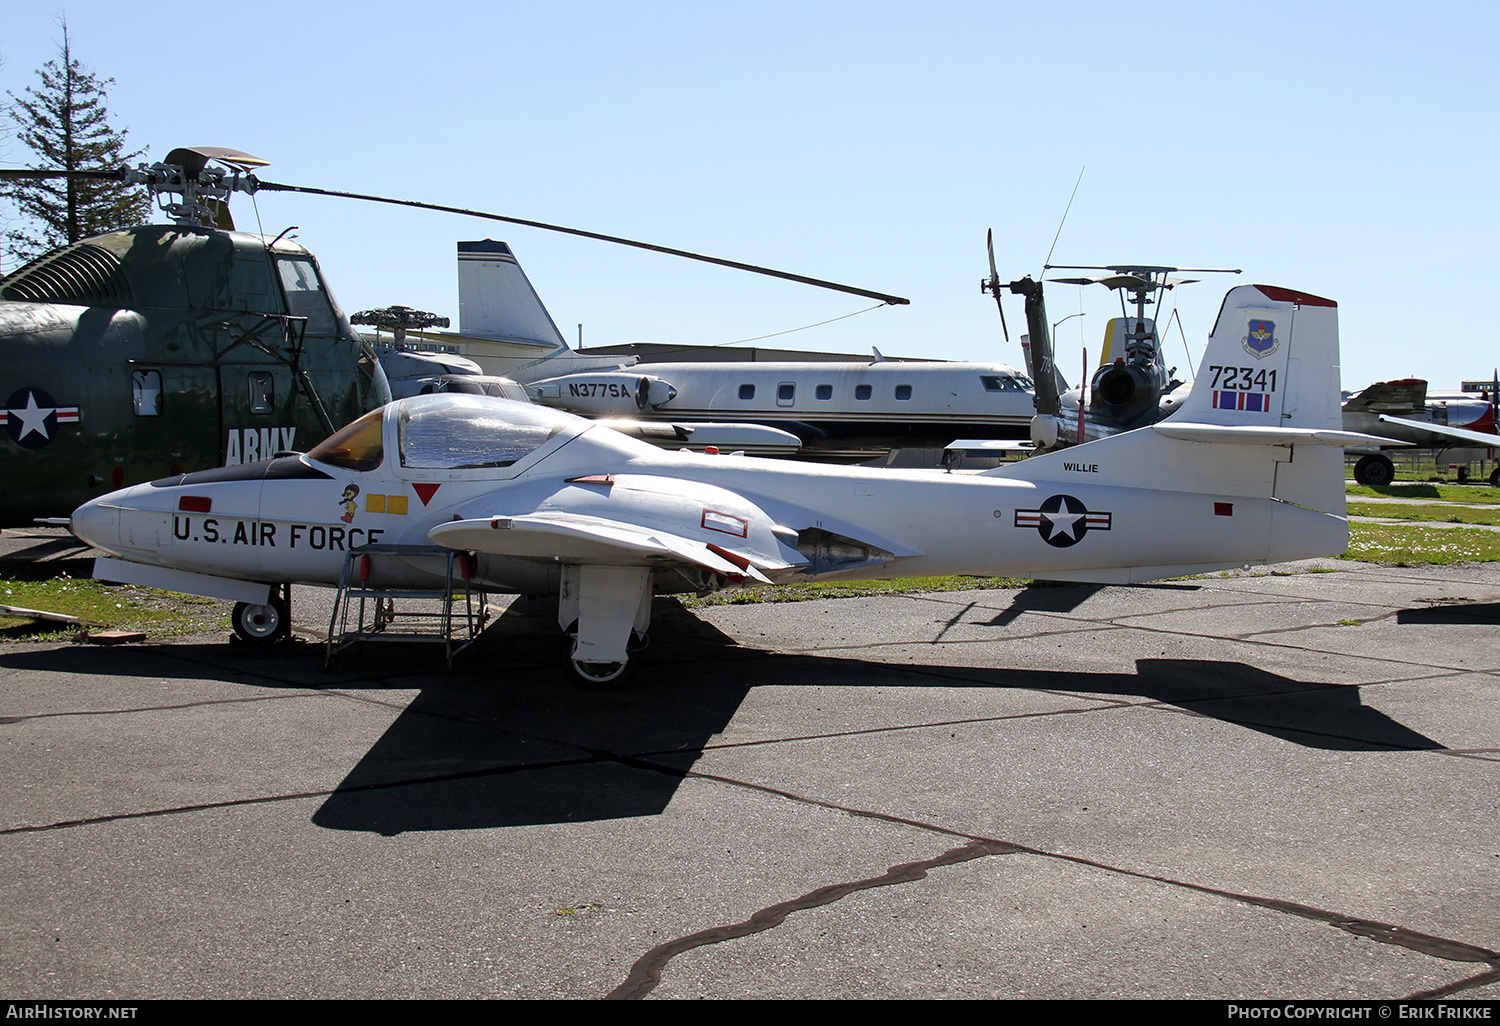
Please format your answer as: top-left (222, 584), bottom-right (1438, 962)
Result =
top-left (1340, 522), bottom-right (1500, 565)
top-left (683, 575), bottom-right (1032, 607)
top-left (1346, 483), bottom-right (1500, 503)
top-left (0, 574), bottom-right (229, 642)
top-left (1347, 502), bottom-right (1500, 525)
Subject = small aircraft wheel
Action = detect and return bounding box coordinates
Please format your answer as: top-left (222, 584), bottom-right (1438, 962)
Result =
top-left (232, 597), bottom-right (289, 645)
top-left (1353, 454), bottom-right (1395, 488)
top-left (560, 639), bottom-right (637, 689)
top-left (1491, 467), bottom-right (1500, 488)
top-left (560, 621), bottom-right (641, 689)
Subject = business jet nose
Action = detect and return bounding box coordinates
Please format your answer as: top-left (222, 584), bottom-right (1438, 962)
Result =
top-left (71, 496), bottom-right (118, 550)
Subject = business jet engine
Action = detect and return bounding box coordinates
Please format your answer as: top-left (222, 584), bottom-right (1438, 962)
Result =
top-left (527, 372), bottom-right (678, 415)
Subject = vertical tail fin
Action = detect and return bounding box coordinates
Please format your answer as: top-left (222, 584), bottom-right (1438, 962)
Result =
top-left (1168, 284), bottom-right (1347, 515)
top-left (990, 284), bottom-right (1358, 578)
top-left (1177, 284), bottom-right (1342, 431)
top-left (456, 240), bottom-right (569, 349)
top-left (997, 284), bottom-right (1355, 507)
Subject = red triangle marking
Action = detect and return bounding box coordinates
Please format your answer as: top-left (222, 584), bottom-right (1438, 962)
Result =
top-left (413, 483), bottom-right (441, 506)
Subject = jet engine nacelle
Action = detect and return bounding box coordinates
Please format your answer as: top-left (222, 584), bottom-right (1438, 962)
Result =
top-left (527, 372), bottom-right (679, 415)
top-left (1429, 397), bottom-right (1495, 431)
top-left (1089, 358), bottom-right (1171, 430)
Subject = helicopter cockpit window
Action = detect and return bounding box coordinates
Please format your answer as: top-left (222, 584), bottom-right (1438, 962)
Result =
top-left (398, 396), bottom-right (569, 470)
top-left (306, 408), bottom-right (384, 471)
top-left (132, 371), bottom-right (162, 416)
top-left (248, 372), bottom-right (274, 414)
top-left (275, 257), bottom-right (338, 337)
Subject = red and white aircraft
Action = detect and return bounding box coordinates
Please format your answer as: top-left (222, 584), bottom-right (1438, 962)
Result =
top-left (73, 284), bottom-right (1377, 686)
top-left (1340, 378), bottom-right (1499, 485)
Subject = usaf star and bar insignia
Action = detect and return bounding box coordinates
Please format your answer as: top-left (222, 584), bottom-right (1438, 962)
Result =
top-left (1014, 494), bottom-right (1112, 548)
top-left (2, 388), bottom-right (81, 449)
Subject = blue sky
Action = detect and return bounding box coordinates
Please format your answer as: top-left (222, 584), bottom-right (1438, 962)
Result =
top-left (2, 1), bottom-right (1496, 389)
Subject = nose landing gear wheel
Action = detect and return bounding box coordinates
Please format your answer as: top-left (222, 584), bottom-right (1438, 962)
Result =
top-left (232, 595), bottom-right (289, 644)
top-left (560, 621), bottom-right (643, 689)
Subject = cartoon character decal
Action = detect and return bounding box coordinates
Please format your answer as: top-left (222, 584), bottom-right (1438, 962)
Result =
top-left (339, 484), bottom-right (360, 524)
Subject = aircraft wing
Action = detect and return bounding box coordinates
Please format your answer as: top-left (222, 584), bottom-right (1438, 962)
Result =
top-left (1344, 379), bottom-right (1427, 413)
top-left (1377, 414), bottom-right (1500, 449)
top-left (944, 438), bottom-right (1036, 453)
top-left (427, 512), bottom-right (793, 583)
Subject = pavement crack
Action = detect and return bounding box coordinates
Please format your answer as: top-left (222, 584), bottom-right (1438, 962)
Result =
top-left (634, 704), bottom-right (1118, 758)
top-left (0, 754), bottom-right (610, 835)
top-left (1407, 965), bottom-right (1500, 998)
top-left (607, 768), bottom-right (1500, 999)
top-left (605, 837), bottom-right (1018, 1000)
top-left (0, 691), bottom-right (324, 724)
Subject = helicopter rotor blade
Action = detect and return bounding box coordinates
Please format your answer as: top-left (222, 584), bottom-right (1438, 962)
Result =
top-left (253, 180), bottom-right (910, 307)
top-left (984, 228), bottom-right (1010, 343)
top-left (0, 168), bottom-right (127, 183)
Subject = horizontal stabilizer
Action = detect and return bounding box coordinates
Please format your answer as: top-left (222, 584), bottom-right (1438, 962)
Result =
top-left (1153, 422), bottom-right (1398, 447)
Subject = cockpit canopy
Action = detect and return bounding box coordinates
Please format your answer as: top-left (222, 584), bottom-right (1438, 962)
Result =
top-left (307, 407), bottom-right (385, 471)
top-left (306, 395), bottom-right (588, 473)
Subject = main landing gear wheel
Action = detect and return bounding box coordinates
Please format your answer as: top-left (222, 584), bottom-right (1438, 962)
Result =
top-left (560, 621), bottom-right (644, 689)
top-left (1353, 453), bottom-right (1395, 487)
top-left (1490, 467), bottom-right (1499, 488)
top-left (232, 596), bottom-right (289, 644)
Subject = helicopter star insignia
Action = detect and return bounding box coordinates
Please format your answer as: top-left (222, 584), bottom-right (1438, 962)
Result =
top-left (3, 388), bottom-right (80, 449)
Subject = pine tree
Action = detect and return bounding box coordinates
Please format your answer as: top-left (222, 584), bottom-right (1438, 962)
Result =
top-left (4, 22), bottom-right (149, 266)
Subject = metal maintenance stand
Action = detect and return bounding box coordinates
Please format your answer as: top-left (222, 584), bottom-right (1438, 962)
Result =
top-left (325, 543), bottom-right (488, 671)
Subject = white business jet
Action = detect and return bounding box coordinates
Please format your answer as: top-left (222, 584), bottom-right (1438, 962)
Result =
top-left (452, 240), bottom-right (1039, 459)
top-left (74, 284), bottom-right (1375, 687)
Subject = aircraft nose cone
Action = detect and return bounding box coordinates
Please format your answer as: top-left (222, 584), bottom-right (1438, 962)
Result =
top-left (71, 497), bottom-right (118, 550)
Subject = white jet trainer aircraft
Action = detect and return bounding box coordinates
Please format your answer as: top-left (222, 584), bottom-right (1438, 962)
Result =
top-left (73, 284), bottom-right (1374, 686)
